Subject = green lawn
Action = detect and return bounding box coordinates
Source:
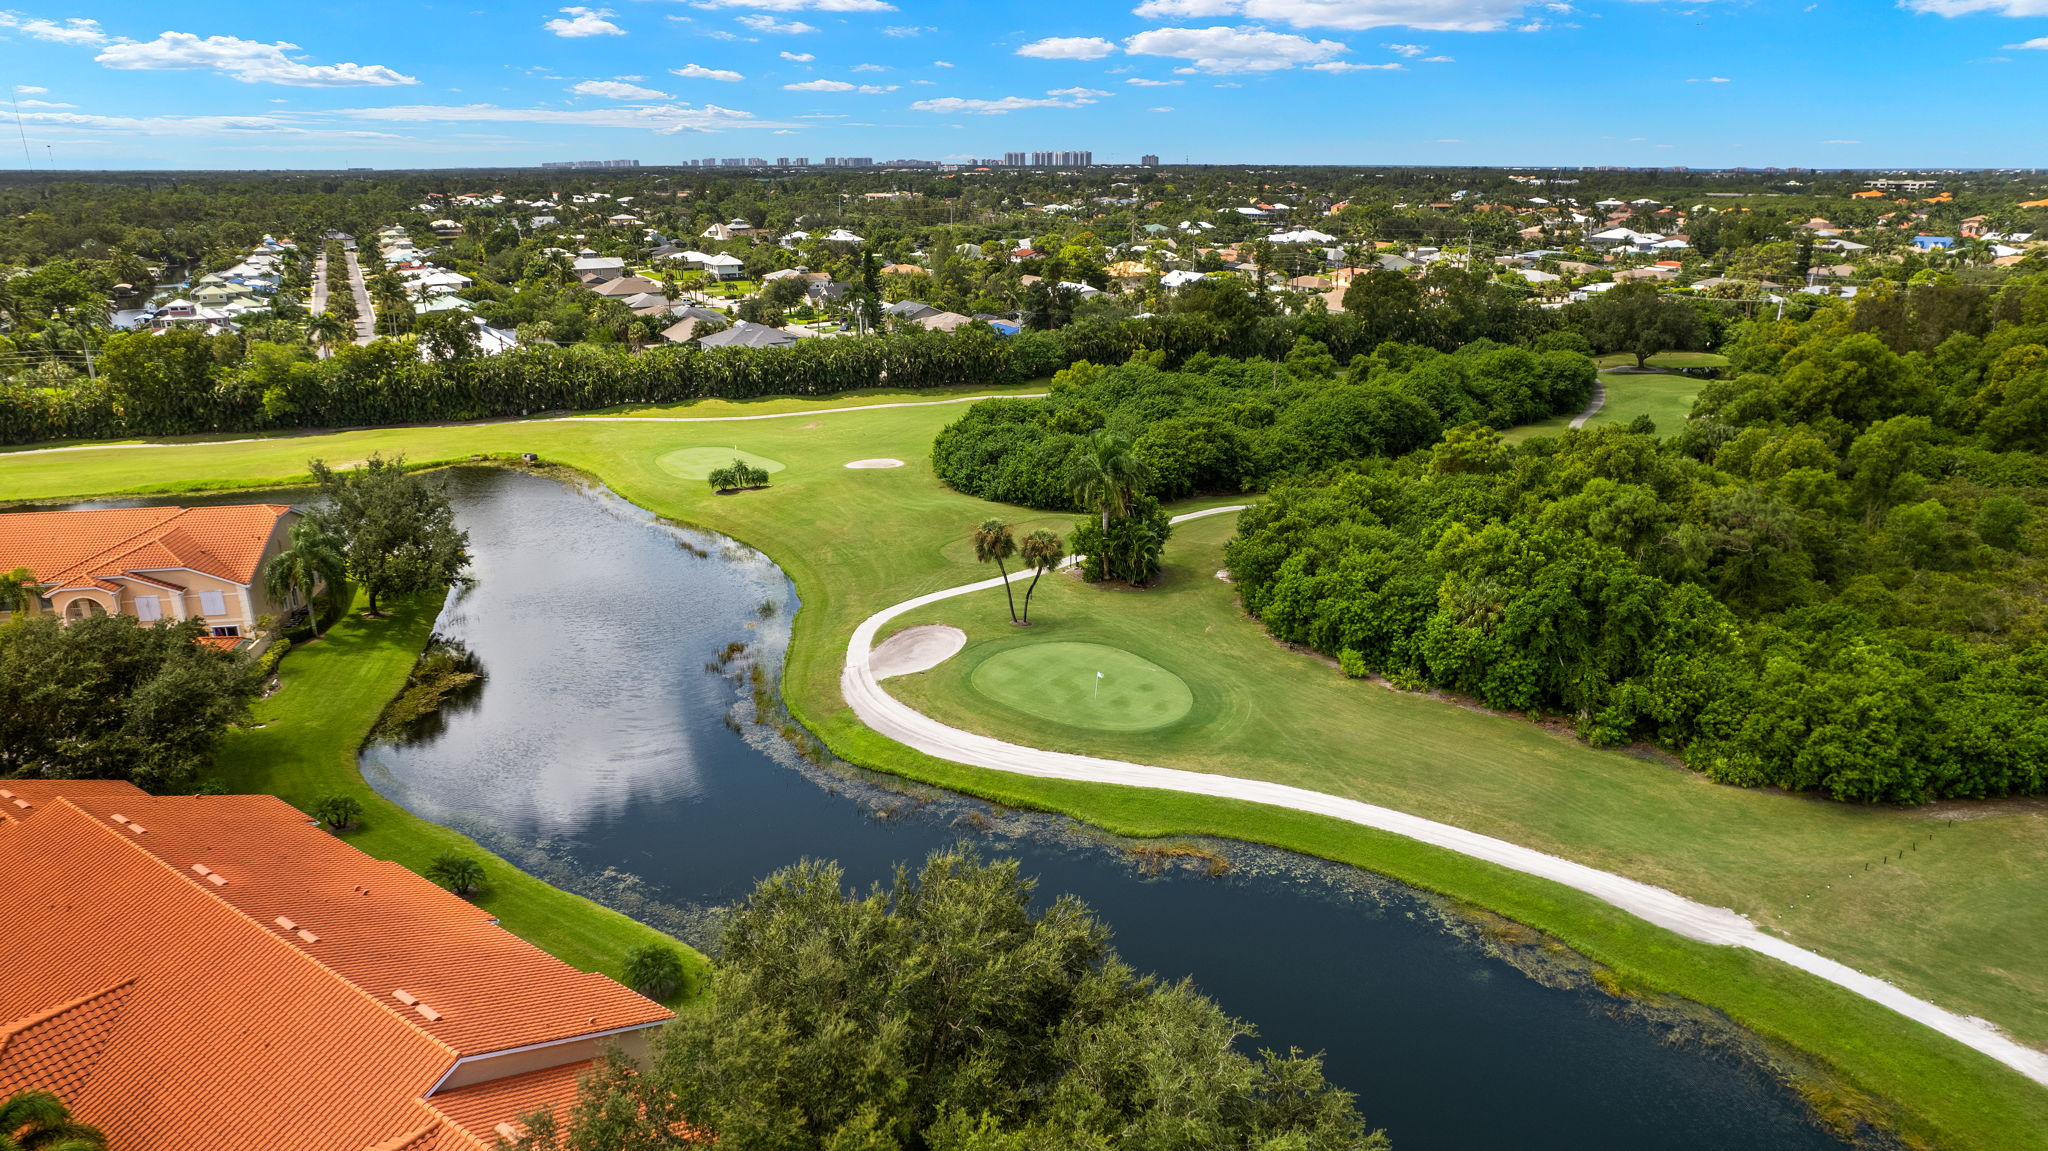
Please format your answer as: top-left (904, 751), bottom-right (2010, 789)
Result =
top-left (968, 641), bottom-right (1195, 732)
top-left (1507, 371), bottom-right (1703, 442)
top-left (4, 388), bottom-right (2045, 1147)
top-left (1592, 350), bottom-right (1731, 370)
top-left (212, 590), bottom-right (710, 1004)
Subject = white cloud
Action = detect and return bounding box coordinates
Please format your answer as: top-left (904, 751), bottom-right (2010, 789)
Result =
top-left (544, 7), bottom-right (625, 37)
top-left (911, 87), bottom-right (1110, 114)
top-left (13, 85), bottom-right (47, 94)
top-left (1436, 137), bottom-right (1462, 143)
top-left (1310, 60), bottom-right (1402, 71)
top-left (1132, 0), bottom-right (1532, 32)
top-left (331, 101), bottom-right (771, 135)
top-left (779, 51), bottom-right (815, 61)
top-left (673, 63), bottom-right (746, 80)
top-left (1904, 0), bottom-right (2048, 14)
top-left (882, 24), bottom-right (932, 35)
top-left (1124, 25), bottom-right (1348, 72)
top-left (0, 15), bottom-right (106, 44)
top-left (738, 14), bottom-right (816, 32)
top-left (1150, 105), bottom-right (1175, 111)
top-left (1126, 77), bottom-right (1184, 84)
top-left (689, 0), bottom-right (895, 9)
top-left (16, 99), bottom-right (75, 107)
top-left (1685, 75), bottom-right (1732, 82)
top-left (573, 79), bottom-right (672, 98)
top-left (94, 32), bottom-right (419, 86)
top-left (1017, 35), bottom-right (1118, 59)
top-left (783, 78), bottom-right (897, 91)
top-left (1421, 54), bottom-right (1453, 61)
top-left (1384, 42), bottom-right (1426, 55)
top-left (933, 59), bottom-right (954, 66)
top-left (852, 63), bottom-right (887, 70)
top-left (9, 108), bottom-right (401, 140)
top-left (2005, 36), bottom-right (2048, 47)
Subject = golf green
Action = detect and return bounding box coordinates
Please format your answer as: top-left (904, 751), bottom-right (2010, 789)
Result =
top-left (969, 641), bottom-right (1194, 732)
top-left (657, 446), bottom-right (788, 481)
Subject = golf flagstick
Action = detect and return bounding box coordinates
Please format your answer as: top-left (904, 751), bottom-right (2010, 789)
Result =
top-left (1095, 671), bottom-right (1103, 699)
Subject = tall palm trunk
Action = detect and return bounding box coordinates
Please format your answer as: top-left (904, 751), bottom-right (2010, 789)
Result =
top-left (995, 555), bottom-right (1017, 622)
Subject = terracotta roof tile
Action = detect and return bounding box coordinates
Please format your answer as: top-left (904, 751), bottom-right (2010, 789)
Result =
top-left (0, 783), bottom-right (677, 1151)
top-left (0, 504), bottom-right (295, 591)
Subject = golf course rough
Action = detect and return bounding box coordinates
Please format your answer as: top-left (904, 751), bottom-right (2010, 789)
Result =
top-left (656, 446), bottom-right (788, 481)
top-left (970, 641), bottom-right (1195, 733)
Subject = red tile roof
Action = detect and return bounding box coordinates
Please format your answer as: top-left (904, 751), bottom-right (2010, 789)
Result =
top-left (0, 781), bottom-right (674, 1151)
top-left (0, 504), bottom-right (295, 592)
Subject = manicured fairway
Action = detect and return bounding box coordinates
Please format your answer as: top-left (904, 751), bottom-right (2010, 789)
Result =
top-left (657, 446), bottom-right (788, 480)
top-left (969, 641), bottom-right (1194, 732)
top-left (1508, 371), bottom-right (1702, 441)
top-left (6, 388), bottom-right (2048, 1148)
top-left (1592, 351), bottom-right (1731, 370)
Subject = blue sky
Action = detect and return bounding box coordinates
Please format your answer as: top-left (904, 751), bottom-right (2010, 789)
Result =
top-left (0, 1), bottom-right (2044, 170)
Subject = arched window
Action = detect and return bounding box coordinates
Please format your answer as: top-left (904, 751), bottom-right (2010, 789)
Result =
top-left (65, 598), bottom-right (108, 620)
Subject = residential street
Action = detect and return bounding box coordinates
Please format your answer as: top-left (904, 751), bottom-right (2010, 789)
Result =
top-left (342, 245), bottom-right (376, 344)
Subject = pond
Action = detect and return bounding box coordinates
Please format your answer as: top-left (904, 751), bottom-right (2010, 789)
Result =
top-left (62, 467), bottom-right (1850, 1150)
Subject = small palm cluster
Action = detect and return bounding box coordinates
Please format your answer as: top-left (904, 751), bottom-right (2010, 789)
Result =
top-left (707, 459), bottom-right (772, 493)
top-left (2, 1089), bottom-right (107, 1151)
top-left (425, 852), bottom-right (485, 897)
top-left (973, 520), bottom-right (1066, 625)
top-left (623, 944), bottom-right (688, 1001)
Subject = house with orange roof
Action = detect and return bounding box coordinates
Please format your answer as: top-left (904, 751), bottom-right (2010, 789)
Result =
top-left (0, 779), bottom-right (676, 1150)
top-left (0, 504), bottom-right (305, 645)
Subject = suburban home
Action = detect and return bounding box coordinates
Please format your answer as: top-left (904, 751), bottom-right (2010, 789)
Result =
top-left (698, 319), bottom-right (797, 349)
top-left (884, 300), bottom-right (941, 321)
top-left (589, 275), bottom-right (667, 299)
top-left (0, 779), bottom-right (674, 1150)
top-left (659, 306), bottom-right (732, 344)
top-left (669, 251), bottom-right (747, 280)
top-left (0, 504), bottom-right (305, 646)
top-left (570, 256), bottom-right (626, 281)
top-left (915, 311), bottom-right (977, 332)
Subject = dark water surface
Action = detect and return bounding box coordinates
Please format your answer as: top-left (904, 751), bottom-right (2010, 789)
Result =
top-left (65, 468), bottom-right (1845, 1149)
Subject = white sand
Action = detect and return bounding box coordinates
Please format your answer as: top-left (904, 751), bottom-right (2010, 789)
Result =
top-left (868, 624), bottom-right (966, 679)
top-left (845, 458), bottom-right (905, 469)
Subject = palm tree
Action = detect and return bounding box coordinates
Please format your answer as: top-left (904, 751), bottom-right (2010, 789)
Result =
top-left (426, 852), bottom-right (485, 897)
top-left (306, 311), bottom-right (350, 357)
top-left (1016, 530), bottom-right (1065, 625)
top-left (263, 519), bottom-right (346, 636)
top-left (972, 520), bottom-right (1019, 623)
top-left (1066, 429), bottom-right (1152, 535)
top-left (0, 567), bottom-right (40, 618)
top-left (1, 1089), bottom-right (108, 1151)
top-left (313, 794), bottom-right (363, 831)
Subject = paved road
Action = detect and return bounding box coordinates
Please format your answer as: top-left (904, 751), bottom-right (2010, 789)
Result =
top-left (310, 251), bottom-right (330, 316)
top-left (841, 505), bottom-right (2048, 1089)
top-left (341, 247), bottom-right (376, 345)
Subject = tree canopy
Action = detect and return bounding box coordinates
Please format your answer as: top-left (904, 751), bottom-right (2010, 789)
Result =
top-left (510, 848), bottom-right (1387, 1151)
top-left (308, 454), bottom-right (470, 613)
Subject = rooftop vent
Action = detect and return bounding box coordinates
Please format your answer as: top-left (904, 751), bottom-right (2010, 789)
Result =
top-left (191, 864), bottom-right (211, 877)
top-left (207, 873), bottom-right (227, 887)
top-left (275, 916), bottom-right (297, 931)
top-left (295, 929), bottom-right (319, 944)
top-left (416, 1004), bottom-right (441, 1022)
top-left (110, 812), bottom-right (127, 823)
top-left (7, 799), bottom-right (27, 810)
top-left (393, 989), bottom-right (417, 1006)
top-left (494, 1124), bottom-right (521, 1141)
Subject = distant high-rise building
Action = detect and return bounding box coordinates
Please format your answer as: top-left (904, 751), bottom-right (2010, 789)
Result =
top-left (1003, 151), bottom-right (1026, 166)
top-left (1029, 151), bottom-right (1052, 166)
top-left (540, 158), bottom-right (641, 170)
top-left (747, 157), bottom-right (766, 167)
top-left (702, 157), bottom-right (718, 167)
top-left (1025, 150), bottom-right (1091, 167)
top-left (776, 157), bottom-right (789, 166)
top-left (1141, 154), bottom-right (1160, 167)
top-left (792, 157), bottom-right (809, 166)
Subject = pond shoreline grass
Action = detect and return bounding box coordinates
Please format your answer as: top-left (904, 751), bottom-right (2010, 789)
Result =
top-left (3, 385), bottom-right (2044, 1148)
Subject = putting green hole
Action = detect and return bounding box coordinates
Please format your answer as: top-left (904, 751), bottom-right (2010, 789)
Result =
top-left (969, 641), bottom-right (1193, 733)
top-left (657, 447), bottom-right (788, 481)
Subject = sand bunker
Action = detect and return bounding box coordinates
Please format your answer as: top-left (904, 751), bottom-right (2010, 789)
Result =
top-left (845, 458), bottom-right (905, 469)
top-left (869, 624), bottom-right (966, 679)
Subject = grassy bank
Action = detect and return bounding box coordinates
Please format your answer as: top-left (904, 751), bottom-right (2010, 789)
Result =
top-left (1506, 370), bottom-right (1704, 441)
top-left (3, 387), bottom-right (2043, 1146)
top-left (211, 590), bottom-right (709, 1003)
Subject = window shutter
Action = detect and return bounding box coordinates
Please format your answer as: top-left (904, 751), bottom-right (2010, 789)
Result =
top-left (199, 590), bottom-right (227, 616)
top-left (134, 596), bottom-right (161, 621)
